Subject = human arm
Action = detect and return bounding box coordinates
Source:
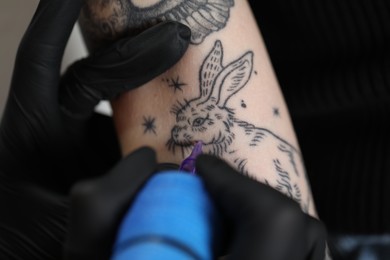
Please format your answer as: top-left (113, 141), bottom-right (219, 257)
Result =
top-left (79, 0), bottom-right (317, 216)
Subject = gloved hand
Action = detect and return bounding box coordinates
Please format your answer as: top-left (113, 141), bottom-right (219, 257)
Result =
top-left (64, 153), bottom-right (329, 260)
top-left (0, 0), bottom-right (190, 191)
top-left (0, 0), bottom-right (190, 258)
top-left (64, 147), bottom-right (158, 260)
top-left (196, 155), bottom-right (328, 260)
top-left (60, 20), bottom-right (191, 119)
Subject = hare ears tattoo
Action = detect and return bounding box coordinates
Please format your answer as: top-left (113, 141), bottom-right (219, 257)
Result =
top-left (198, 40), bottom-right (254, 107)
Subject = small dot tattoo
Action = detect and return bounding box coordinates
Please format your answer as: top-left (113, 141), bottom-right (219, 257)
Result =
top-left (273, 107), bottom-right (280, 117)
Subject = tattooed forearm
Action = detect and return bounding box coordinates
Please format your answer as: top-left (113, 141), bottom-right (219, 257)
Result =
top-left (165, 40), bottom-right (310, 209)
top-left (80, 0), bottom-right (235, 48)
top-left (89, 1), bottom-right (316, 214)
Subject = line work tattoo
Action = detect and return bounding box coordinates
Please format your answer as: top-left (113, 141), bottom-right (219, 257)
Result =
top-left (164, 76), bottom-right (187, 93)
top-left (166, 40), bottom-right (308, 208)
top-left (142, 116), bottom-right (157, 135)
top-left (81, 0), bottom-right (234, 45)
top-left (122, 0), bottom-right (234, 44)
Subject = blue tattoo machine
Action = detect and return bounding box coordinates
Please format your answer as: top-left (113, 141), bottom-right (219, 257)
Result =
top-left (111, 142), bottom-right (221, 260)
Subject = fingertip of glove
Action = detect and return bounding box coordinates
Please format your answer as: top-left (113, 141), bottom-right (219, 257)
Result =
top-left (118, 146), bottom-right (157, 172)
top-left (124, 146), bottom-right (157, 162)
top-left (306, 216), bottom-right (328, 243)
top-left (157, 22), bottom-right (191, 54)
top-left (196, 154), bottom-right (226, 166)
top-left (196, 155), bottom-right (261, 192)
top-left (195, 155), bottom-right (234, 182)
top-left (177, 23), bottom-right (191, 41)
top-left (305, 216), bottom-right (328, 260)
top-left (157, 21), bottom-right (191, 40)
top-left (195, 154), bottom-right (221, 173)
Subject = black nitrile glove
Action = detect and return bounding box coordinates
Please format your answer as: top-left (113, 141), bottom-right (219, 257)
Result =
top-left (196, 155), bottom-right (328, 260)
top-left (0, 0), bottom-right (190, 258)
top-left (60, 21), bottom-right (191, 119)
top-left (64, 147), bottom-right (158, 260)
top-left (0, 0), bottom-right (86, 193)
top-left (0, 0), bottom-right (190, 190)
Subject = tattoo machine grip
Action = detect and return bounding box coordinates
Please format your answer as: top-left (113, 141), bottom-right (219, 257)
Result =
top-left (111, 171), bottom-right (221, 260)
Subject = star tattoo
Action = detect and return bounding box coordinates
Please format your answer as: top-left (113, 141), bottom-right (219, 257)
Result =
top-left (167, 76), bottom-right (186, 92)
top-left (142, 116), bottom-right (157, 135)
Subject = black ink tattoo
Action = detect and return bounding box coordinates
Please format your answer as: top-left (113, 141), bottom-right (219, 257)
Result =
top-left (274, 159), bottom-right (301, 203)
top-left (122, 0), bottom-right (234, 44)
top-left (80, 0), bottom-right (128, 50)
top-left (241, 100), bottom-right (247, 108)
top-left (273, 107), bottom-right (280, 117)
top-left (81, 0), bottom-right (234, 46)
top-left (166, 40), bottom-right (307, 208)
top-left (142, 116), bottom-right (157, 135)
top-left (164, 76), bottom-right (187, 93)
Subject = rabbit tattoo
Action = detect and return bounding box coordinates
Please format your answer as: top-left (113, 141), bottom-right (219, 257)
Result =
top-left (167, 40), bottom-right (307, 205)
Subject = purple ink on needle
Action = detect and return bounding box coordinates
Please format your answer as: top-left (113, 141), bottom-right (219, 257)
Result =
top-left (179, 141), bottom-right (203, 174)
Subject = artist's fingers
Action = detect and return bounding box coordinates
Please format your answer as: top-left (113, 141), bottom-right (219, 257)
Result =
top-left (305, 216), bottom-right (327, 260)
top-left (59, 21), bottom-right (191, 118)
top-left (65, 21), bottom-right (191, 92)
top-left (11, 0), bottom-right (84, 107)
top-left (65, 147), bottom-right (157, 260)
top-left (196, 155), bottom-right (309, 260)
top-left (196, 155), bottom-right (296, 219)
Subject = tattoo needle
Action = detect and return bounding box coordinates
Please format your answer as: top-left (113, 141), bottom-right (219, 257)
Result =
top-left (179, 141), bottom-right (203, 174)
